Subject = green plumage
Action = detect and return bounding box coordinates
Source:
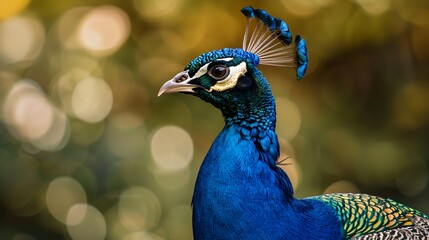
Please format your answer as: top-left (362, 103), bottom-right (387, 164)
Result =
top-left (310, 193), bottom-right (429, 239)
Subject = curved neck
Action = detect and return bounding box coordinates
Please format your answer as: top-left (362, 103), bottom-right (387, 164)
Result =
top-left (193, 67), bottom-right (294, 203)
top-left (223, 100), bottom-right (278, 166)
top-left (194, 123), bottom-right (293, 202)
top-left (222, 69), bottom-right (278, 164)
top-left (219, 88), bottom-right (293, 196)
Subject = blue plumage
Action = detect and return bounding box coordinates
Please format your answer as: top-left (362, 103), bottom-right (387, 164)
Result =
top-left (241, 6), bottom-right (292, 46)
top-left (192, 124), bottom-right (343, 239)
top-left (158, 6), bottom-right (429, 240)
top-left (186, 48), bottom-right (259, 75)
top-left (185, 62), bottom-right (342, 238)
top-left (240, 6), bottom-right (255, 18)
top-left (295, 35), bottom-right (308, 80)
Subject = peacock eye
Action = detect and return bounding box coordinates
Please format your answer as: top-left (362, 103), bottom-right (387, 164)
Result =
top-left (208, 64), bottom-right (230, 80)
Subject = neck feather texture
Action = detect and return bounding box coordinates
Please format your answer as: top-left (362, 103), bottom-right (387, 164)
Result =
top-left (193, 82), bottom-right (295, 203)
top-left (191, 72), bottom-right (343, 239)
top-left (194, 66), bottom-right (295, 199)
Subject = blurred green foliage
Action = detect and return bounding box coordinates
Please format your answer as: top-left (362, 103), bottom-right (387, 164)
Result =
top-left (0, 0), bottom-right (428, 239)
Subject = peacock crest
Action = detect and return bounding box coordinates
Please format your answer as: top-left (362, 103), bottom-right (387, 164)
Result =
top-left (183, 6), bottom-right (308, 83)
top-left (241, 6), bottom-right (308, 80)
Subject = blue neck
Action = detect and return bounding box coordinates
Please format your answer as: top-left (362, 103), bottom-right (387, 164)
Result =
top-left (192, 70), bottom-right (296, 216)
top-left (193, 123), bottom-right (294, 200)
top-left (190, 63), bottom-right (343, 240)
top-left (221, 68), bottom-right (280, 166)
top-left (224, 95), bottom-right (279, 165)
top-left (191, 123), bottom-right (342, 239)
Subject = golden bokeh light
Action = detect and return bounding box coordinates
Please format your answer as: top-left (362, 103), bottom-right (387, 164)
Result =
top-left (396, 1), bottom-right (429, 26)
top-left (122, 231), bottom-right (163, 240)
top-left (56, 7), bottom-right (91, 49)
top-left (105, 113), bottom-right (146, 158)
top-left (46, 177), bottom-right (87, 224)
top-left (3, 81), bottom-right (54, 140)
top-left (280, 0), bottom-right (336, 17)
top-left (164, 205), bottom-right (193, 240)
top-left (396, 157), bottom-right (428, 197)
top-left (77, 5), bottom-right (130, 56)
top-left (324, 180), bottom-right (360, 194)
top-left (392, 80), bottom-right (429, 130)
top-left (2, 80), bottom-right (70, 151)
top-left (53, 65), bottom-right (102, 115)
top-left (137, 56), bottom-right (184, 87)
top-left (150, 126), bottom-right (194, 171)
top-left (69, 120), bottom-right (105, 146)
top-left (279, 156), bottom-right (301, 191)
top-left (32, 110), bottom-right (70, 151)
top-left (354, 0), bottom-right (391, 15)
top-left (411, 27), bottom-right (429, 61)
top-left (361, 141), bottom-right (405, 186)
top-left (0, 0), bottom-right (30, 20)
top-left (118, 186), bottom-right (162, 231)
top-left (105, 203), bottom-right (164, 240)
top-left (0, 15), bottom-right (44, 66)
top-left (133, 0), bottom-right (181, 20)
top-left (106, 160), bottom-right (146, 192)
top-left (276, 97), bottom-right (302, 141)
top-left (197, 5), bottom-right (241, 46)
top-left (71, 76), bottom-right (113, 123)
top-left (154, 168), bottom-right (191, 191)
top-left (66, 203), bottom-right (107, 240)
top-left (278, 138), bottom-right (301, 190)
top-left (320, 129), bottom-right (360, 175)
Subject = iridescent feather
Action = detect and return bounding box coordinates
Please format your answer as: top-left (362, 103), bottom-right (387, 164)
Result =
top-left (310, 193), bottom-right (429, 239)
top-left (353, 216), bottom-right (429, 240)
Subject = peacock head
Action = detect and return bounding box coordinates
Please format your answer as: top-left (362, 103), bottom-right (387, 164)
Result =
top-left (158, 6), bottom-right (308, 117)
top-left (158, 48), bottom-right (264, 111)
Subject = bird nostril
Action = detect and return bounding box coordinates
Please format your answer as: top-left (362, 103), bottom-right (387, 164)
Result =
top-left (175, 74), bottom-right (188, 83)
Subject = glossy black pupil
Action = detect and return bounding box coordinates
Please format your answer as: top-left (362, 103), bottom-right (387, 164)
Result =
top-left (211, 65), bottom-right (228, 79)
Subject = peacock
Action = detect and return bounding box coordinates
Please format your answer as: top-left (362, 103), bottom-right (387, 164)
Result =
top-left (158, 6), bottom-right (429, 240)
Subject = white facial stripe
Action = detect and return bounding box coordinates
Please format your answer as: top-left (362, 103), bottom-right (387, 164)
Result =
top-left (210, 62), bottom-right (247, 92)
top-left (191, 63), bottom-right (210, 80)
top-left (217, 57), bottom-right (233, 61)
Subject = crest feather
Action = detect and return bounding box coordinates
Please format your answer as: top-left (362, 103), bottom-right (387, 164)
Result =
top-left (241, 6), bottom-right (308, 80)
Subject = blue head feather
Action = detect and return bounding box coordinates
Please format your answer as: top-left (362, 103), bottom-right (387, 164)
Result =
top-left (295, 35), bottom-right (308, 80)
top-left (242, 6), bottom-right (293, 45)
top-left (254, 9), bottom-right (277, 30)
top-left (240, 6), bottom-right (255, 18)
top-left (276, 18), bottom-right (293, 46)
top-left (185, 48), bottom-right (259, 76)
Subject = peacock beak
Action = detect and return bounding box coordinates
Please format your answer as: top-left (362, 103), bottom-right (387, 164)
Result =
top-left (158, 70), bottom-right (204, 96)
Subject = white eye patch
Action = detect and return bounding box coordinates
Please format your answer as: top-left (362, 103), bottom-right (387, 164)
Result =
top-left (189, 58), bottom-right (247, 92)
top-left (210, 61), bottom-right (247, 92)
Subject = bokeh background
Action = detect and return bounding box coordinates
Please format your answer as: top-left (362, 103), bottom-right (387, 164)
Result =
top-left (0, 0), bottom-right (428, 239)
